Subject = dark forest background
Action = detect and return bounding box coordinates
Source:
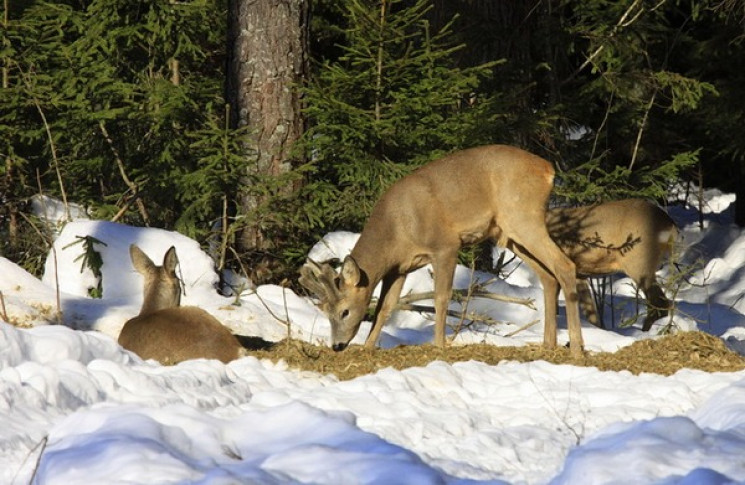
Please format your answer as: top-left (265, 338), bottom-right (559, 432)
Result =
top-left (2, 0), bottom-right (744, 285)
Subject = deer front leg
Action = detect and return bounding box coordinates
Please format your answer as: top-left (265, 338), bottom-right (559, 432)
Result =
top-left (365, 273), bottom-right (406, 349)
top-left (432, 251), bottom-right (458, 347)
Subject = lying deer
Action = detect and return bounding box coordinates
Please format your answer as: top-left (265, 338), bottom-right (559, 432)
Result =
top-left (547, 198), bottom-right (677, 331)
top-left (300, 144), bottom-right (584, 357)
top-left (118, 245), bottom-right (245, 365)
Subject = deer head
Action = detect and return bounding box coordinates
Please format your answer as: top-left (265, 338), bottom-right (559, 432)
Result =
top-left (300, 257), bottom-right (371, 350)
top-left (130, 244), bottom-right (181, 315)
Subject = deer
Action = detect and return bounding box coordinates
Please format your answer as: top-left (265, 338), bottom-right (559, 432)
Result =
top-left (300, 144), bottom-right (585, 357)
top-left (546, 198), bottom-right (678, 331)
top-left (118, 244), bottom-right (246, 365)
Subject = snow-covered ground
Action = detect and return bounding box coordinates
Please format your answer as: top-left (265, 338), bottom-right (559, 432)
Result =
top-left (2, 189), bottom-right (745, 484)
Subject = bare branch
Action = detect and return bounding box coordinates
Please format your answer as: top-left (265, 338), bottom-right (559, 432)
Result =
top-left (505, 319), bottom-right (541, 337)
top-left (562, 0), bottom-right (667, 84)
top-left (397, 289), bottom-right (536, 310)
top-left (628, 91), bottom-right (657, 170)
top-left (98, 121), bottom-right (150, 224)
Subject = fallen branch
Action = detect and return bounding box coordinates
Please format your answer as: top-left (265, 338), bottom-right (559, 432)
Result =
top-left (397, 289), bottom-right (536, 310)
top-left (0, 291), bottom-right (8, 322)
top-left (396, 303), bottom-right (499, 325)
top-left (505, 319), bottom-right (541, 337)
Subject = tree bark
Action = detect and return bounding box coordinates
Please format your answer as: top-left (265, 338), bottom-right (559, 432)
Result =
top-left (227, 0), bottom-right (308, 254)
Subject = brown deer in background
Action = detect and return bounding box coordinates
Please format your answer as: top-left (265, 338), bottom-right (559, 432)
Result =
top-left (547, 199), bottom-right (678, 331)
top-left (300, 145), bottom-right (585, 357)
top-left (118, 245), bottom-right (245, 365)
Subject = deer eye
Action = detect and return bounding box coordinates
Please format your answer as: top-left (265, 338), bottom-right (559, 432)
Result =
top-left (341, 309), bottom-right (350, 319)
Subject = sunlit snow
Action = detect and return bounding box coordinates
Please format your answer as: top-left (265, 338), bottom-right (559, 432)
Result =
top-left (2, 189), bottom-right (745, 484)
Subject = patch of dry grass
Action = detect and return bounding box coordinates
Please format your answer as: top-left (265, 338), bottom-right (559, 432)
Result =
top-left (245, 331), bottom-right (745, 380)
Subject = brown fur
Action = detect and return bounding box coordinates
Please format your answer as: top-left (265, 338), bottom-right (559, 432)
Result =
top-left (118, 307), bottom-right (244, 364)
top-left (301, 145), bottom-right (584, 357)
top-left (118, 245), bottom-right (244, 364)
top-left (547, 199), bottom-right (677, 330)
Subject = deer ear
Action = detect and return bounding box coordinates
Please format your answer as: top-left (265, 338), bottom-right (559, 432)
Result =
top-left (130, 244), bottom-right (155, 275)
top-left (162, 246), bottom-right (179, 274)
top-left (340, 256), bottom-right (361, 287)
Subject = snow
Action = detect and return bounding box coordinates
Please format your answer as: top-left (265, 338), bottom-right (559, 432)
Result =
top-left (2, 190), bottom-right (745, 484)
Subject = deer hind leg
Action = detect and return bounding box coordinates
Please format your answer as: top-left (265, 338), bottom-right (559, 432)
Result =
top-left (577, 279), bottom-right (603, 328)
top-left (365, 273), bottom-right (406, 348)
top-left (640, 277), bottom-right (671, 331)
top-left (432, 250), bottom-right (458, 347)
top-left (509, 223), bottom-right (584, 357)
top-left (511, 245), bottom-right (560, 347)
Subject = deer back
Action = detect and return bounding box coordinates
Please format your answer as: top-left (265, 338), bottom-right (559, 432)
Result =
top-left (352, 145), bottom-right (556, 266)
top-left (118, 307), bottom-right (244, 364)
top-left (547, 199), bottom-right (677, 281)
top-left (119, 244), bottom-right (244, 365)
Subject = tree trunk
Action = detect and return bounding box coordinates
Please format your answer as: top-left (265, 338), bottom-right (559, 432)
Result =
top-left (227, 0), bottom-right (308, 256)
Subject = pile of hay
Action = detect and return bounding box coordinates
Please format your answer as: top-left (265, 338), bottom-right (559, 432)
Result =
top-left (246, 331), bottom-right (745, 380)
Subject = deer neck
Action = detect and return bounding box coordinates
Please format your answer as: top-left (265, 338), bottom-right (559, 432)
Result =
top-left (350, 234), bottom-right (395, 293)
top-left (139, 286), bottom-right (181, 315)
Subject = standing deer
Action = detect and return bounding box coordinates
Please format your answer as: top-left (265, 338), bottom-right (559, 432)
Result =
top-left (118, 245), bottom-right (245, 365)
top-left (547, 199), bottom-right (677, 331)
top-left (300, 144), bottom-right (585, 357)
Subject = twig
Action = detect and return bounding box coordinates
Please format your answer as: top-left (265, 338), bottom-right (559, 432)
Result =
top-left (561, 0), bottom-right (659, 85)
top-left (13, 61), bottom-right (70, 221)
top-left (451, 260), bottom-right (478, 340)
top-left (591, 90), bottom-right (615, 162)
top-left (248, 288), bottom-right (290, 328)
top-left (505, 319), bottom-right (540, 337)
top-left (36, 172), bottom-right (63, 324)
top-left (99, 121), bottom-right (150, 224)
top-left (15, 435), bottom-right (48, 485)
top-left (397, 289), bottom-right (536, 310)
top-left (396, 303), bottom-right (498, 325)
top-left (578, 0), bottom-right (643, 73)
top-left (110, 188), bottom-right (144, 222)
top-left (0, 291), bottom-right (8, 322)
top-left (281, 284), bottom-right (292, 342)
top-left (628, 91), bottom-right (657, 170)
top-left (18, 209), bottom-right (62, 324)
top-left (228, 245), bottom-right (252, 287)
top-left (218, 194), bottom-right (230, 272)
top-left (19, 67), bottom-right (71, 222)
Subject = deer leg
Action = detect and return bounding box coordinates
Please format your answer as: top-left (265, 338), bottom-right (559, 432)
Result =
top-left (541, 275), bottom-right (560, 349)
top-left (641, 278), bottom-right (671, 331)
top-left (509, 226), bottom-right (584, 357)
top-left (365, 273), bottom-right (406, 348)
top-left (577, 279), bottom-right (603, 328)
top-left (432, 251), bottom-right (458, 347)
top-left (511, 245), bottom-right (560, 348)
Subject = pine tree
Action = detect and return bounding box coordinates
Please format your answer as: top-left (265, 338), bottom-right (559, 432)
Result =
top-left (551, 0), bottom-right (715, 203)
top-left (301, 0), bottom-right (498, 232)
top-left (0, 0), bottom-right (236, 272)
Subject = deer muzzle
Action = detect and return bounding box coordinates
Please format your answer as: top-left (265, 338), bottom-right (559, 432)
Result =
top-left (332, 342), bottom-right (348, 352)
